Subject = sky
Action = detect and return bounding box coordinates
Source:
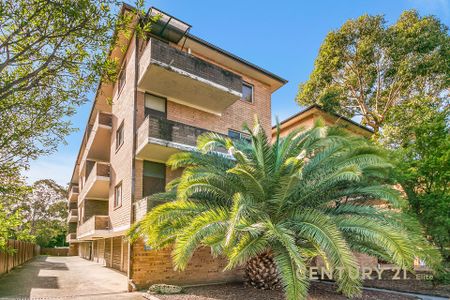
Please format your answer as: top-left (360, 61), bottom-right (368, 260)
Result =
top-left (25, 0), bottom-right (450, 186)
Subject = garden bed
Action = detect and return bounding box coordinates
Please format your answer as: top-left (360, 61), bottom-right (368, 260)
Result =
top-left (363, 277), bottom-right (449, 298)
top-left (154, 282), bottom-right (416, 300)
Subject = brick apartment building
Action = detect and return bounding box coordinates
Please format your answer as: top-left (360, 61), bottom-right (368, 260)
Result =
top-left (66, 4), bottom-right (384, 289)
top-left (66, 5), bottom-right (287, 289)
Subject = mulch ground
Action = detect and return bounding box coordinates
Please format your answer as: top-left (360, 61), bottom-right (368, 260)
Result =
top-left (362, 269), bottom-right (450, 298)
top-left (155, 281), bottom-right (416, 300)
top-left (364, 278), bottom-right (450, 298)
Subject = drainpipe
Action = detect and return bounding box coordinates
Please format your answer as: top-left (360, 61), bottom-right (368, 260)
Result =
top-left (128, 30), bottom-right (139, 292)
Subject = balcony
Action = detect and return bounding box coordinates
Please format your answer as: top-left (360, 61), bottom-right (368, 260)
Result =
top-left (81, 112), bottom-right (112, 162)
top-left (66, 233), bottom-right (77, 243)
top-left (67, 209), bottom-right (78, 223)
top-left (77, 215), bottom-right (110, 240)
top-left (138, 38), bottom-right (242, 115)
top-left (68, 185), bottom-right (79, 203)
top-left (136, 115), bottom-right (228, 161)
top-left (134, 196), bottom-right (169, 222)
top-left (79, 161), bottom-right (110, 202)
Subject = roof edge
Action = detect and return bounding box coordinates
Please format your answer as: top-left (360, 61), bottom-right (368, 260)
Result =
top-left (186, 33), bottom-right (288, 85)
top-left (273, 104), bottom-right (374, 133)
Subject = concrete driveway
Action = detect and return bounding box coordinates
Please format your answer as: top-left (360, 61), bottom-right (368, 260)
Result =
top-left (0, 255), bottom-right (143, 299)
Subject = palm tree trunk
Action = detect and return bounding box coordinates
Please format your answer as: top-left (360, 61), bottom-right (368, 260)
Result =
top-left (245, 251), bottom-right (281, 290)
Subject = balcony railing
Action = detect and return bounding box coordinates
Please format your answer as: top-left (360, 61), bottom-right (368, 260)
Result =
top-left (141, 115), bottom-right (227, 147)
top-left (79, 161), bottom-right (110, 202)
top-left (134, 196), bottom-right (168, 222)
top-left (138, 38), bottom-right (242, 114)
top-left (82, 112), bottom-right (112, 162)
top-left (67, 209), bottom-right (78, 223)
top-left (66, 233), bottom-right (77, 243)
top-left (77, 215), bottom-right (110, 240)
top-left (68, 185), bottom-right (79, 202)
top-left (136, 115), bottom-right (229, 161)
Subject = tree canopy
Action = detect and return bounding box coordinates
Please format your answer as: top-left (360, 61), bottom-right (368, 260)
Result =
top-left (1, 178), bottom-right (68, 249)
top-left (393, 109), bottom-right (450, 257)
top-left (0, 0), bottom-right (153, 175)
top-left (296, 10), bottom-right (449, 141)
top-left (130, 119), bottom-right (440, 299)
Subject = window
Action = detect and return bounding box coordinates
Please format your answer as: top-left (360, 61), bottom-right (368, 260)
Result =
top-left (114, 182), bottom-right (122, 208)
top-left (228, 129), bottom-right (251, 143)
top-left (143, 161), bottom-right (165, 198)
top-left (118, 63), bottom-right (126, 93)
top-left (116, 121), bottom-right (124, 150)
top-left (145, 93), bottom-right (166, 118)
top-left (242, 82), bottom-right (253, 103)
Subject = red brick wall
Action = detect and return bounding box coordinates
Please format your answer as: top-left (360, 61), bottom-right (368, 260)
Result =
top-left (68, 243), bottom-right (79, 256)
top-left (131, 239), bottom-right (243, 289)
top-left (109, 34), bottom-right (137, 230)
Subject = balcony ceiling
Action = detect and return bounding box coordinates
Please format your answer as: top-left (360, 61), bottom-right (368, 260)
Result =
top-left (136, 141), bottom-right (182, 163)
top-left (84, 126), bottom-right (111, 161)
top-left (83, 179), bottom-right (109, 200)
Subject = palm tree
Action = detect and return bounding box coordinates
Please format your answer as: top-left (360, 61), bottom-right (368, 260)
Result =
top-left (129, 119), bottom-right (440, 300)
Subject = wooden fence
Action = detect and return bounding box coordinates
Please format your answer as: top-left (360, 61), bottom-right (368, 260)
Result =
top-left (0, 240), bottom-right (40, 275)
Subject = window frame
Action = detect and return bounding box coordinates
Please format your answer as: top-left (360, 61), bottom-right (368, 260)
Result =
top-left (114, 182), bottom-right (123, 209)
top-left (117, 61), bottom-right (127, 95)
top-left (116, 121), bottom-right (124, 151)
top-left (241, 82), bottom-right (254, 103)
top-left (144, 93), bottom-right (167, 118)
top-left (228, 129), bottom-right (251, 143)
top-left (142, 161), bottom-right (166, 198)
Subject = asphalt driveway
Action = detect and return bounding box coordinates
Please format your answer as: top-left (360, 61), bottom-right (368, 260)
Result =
top-left (0, 255), bottom-right (142, 299)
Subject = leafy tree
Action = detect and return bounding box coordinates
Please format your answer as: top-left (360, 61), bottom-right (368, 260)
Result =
top-left (0, 204), bottom-right (34, 252)
top-left (130, 120), bottom-right (440, 299)
top-left (23, 180), bottom-right (68, 247)
top-left (393, 109), bottom-right (450, 257)
top-left (0, 0), bottom-right (153, 175)
top-left (0, 167), bottom-right (33, 252)
top-left (296, 10), bottom-right (449, 141)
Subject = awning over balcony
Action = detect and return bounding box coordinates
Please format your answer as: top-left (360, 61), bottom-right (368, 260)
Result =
top-left (138, 38), bottom-right (242, 115)
top-left (148, 7), bottom-right (191, 44)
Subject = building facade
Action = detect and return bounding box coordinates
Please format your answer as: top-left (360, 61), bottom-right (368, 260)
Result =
top-left (66, 5), bottom-right (286, 289)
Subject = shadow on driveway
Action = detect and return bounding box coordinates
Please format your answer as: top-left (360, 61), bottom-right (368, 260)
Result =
top-left (0, 255), bottom-right (141, 299)
top-left (0, 256), bottom-right (65, 298)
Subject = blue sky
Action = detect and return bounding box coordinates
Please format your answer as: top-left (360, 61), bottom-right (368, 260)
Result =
top-left (25, 0), bottom-right (449, 186)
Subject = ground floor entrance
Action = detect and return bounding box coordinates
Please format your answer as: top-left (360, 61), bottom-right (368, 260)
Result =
top-left (78, 236), bottom-right (128, 273)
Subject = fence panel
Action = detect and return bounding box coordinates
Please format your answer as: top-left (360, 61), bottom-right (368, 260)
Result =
top-left (0, 240), bottom-right (40, 275)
